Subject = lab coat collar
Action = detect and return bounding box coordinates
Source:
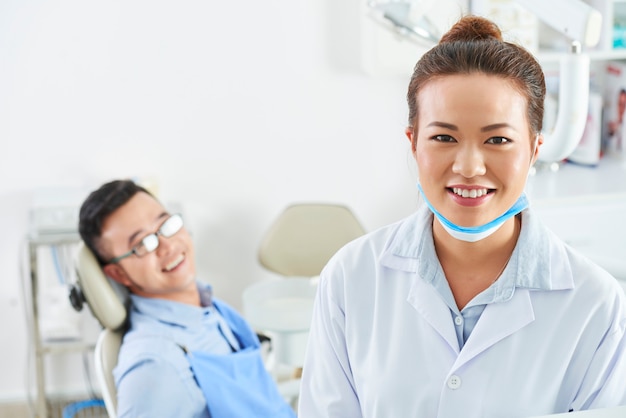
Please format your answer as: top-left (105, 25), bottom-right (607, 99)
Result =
top-left (408, 279), bottom-right (536, 357)
top-left (383, 204), bottom-right (575, 361)
top-left (378, 205), bottom-right (433, 274)
top-left (512, 209), bottom-right (574, 291)
top-left (379, 205), bottom-right (575, 292)
top-left (456, 288), bottom-right (534, 364)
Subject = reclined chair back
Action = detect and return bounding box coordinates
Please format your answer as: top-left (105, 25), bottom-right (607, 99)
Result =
top-left (74, 242), bottom-right (129, 418)
top-left (93, 329), bottom-right (123, 417)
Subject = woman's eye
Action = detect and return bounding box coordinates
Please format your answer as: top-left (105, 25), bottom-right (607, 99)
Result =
top-left (432, 134), bottom-right (456, 143)
top-left (486, 137), bottom-right (510, 145)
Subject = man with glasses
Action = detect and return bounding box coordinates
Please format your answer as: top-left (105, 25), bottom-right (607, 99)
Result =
top-left (78, 179), bottom-right (294, 418)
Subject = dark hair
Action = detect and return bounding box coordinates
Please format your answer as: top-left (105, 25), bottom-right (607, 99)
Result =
top-left (406, 15), bottom-right (546, 150)
top-left (79, 179), bottom-right (152, 265)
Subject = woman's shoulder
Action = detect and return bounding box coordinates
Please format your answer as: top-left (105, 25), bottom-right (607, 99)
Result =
top-left (321, 209), bottom-right (429, 286)
top-left (334, 209), bottom-right (428, 258)
top-left (563, 244), bottom-right (625, 296)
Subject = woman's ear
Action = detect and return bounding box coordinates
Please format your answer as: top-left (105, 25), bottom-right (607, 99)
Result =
top-left (103, 263), bottom-right (132, 287)
top-left (531, 134), bottom-right (544, 165)
top-left (405, 127), bottom-right (416, 153)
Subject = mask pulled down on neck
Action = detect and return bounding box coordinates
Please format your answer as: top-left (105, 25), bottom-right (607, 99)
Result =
top-left (416, 183), bottom-right (529, 243)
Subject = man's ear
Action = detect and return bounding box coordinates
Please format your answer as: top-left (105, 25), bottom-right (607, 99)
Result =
top-left (103, 263), bottom-right (132, 287)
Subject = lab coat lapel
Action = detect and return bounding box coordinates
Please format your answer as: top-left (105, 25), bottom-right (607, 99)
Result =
top-left (408, 277), bottom-right (460, 354)
top-left (454, 288), bottom-right (534, 369)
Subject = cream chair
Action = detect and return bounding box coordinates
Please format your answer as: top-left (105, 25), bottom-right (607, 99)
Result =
top-left (244, 203), bottom-right (366, 403)
top-left (71, 242), bottom-right (128, 418)
top-left (257, 203), bottom-right (366, 277)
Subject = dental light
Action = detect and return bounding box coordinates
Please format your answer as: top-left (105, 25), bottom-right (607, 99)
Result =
top-left (366, 0), bottom-right (441, 46)
top-left (367, 0), bottom-right (603, 164)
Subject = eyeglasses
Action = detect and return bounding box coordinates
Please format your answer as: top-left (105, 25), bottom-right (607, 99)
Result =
top-left (107, 214), bottom-right (184, 264)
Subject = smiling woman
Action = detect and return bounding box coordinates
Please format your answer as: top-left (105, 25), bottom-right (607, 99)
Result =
top-left (412, 74), bottom-right (538, 236)
top-left (297, 15), bottom-right (626, 418)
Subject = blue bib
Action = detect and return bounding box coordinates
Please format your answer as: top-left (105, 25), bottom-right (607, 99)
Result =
top-left (185, 346), bottom-right (295, 418)
top-left (184, 300), bottom-right (295, 418)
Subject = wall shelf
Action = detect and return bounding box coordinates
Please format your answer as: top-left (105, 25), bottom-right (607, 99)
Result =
top-left (536, 48), bottom-right (626, 65)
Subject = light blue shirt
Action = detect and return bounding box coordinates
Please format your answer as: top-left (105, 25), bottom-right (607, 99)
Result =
top-left (113, 282), bottom-right (241, 418)
top-left (427, 210), bottom-right (551, 349)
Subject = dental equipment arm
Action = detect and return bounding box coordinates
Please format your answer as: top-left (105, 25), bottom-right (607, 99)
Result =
top-left (537, 42), bottom-right (590, 163)
top-left (516, 0), bottom-right (601, 164)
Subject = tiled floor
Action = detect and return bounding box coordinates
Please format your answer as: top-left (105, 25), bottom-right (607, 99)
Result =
top-left (0, 398), bottom-right (107, 418)
top-left (0, 402), bottom-right (29, 418)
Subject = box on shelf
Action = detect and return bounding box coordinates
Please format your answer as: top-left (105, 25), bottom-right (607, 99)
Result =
top-left (614, 1), bottom-right (626, 49)
top-left (602, 61), bottom-right (626, 158)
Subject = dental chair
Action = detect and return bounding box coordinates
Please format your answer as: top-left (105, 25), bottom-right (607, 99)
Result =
top-left (70, 242), bottom-right (129, 418)
top-left (70, 241), bottom-right (298, 418)
top-left (243, 203), bottom-right (366, 405)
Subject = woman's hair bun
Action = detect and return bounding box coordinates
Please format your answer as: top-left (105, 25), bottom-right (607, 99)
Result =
top-left (439, 15), bottom-right (503, 44)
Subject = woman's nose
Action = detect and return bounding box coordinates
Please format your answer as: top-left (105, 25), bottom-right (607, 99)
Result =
top-left (451, 146), bottom-right (487, 178)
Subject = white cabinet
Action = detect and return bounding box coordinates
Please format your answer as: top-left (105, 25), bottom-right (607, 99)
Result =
top-left (527, 158), bottom-right (626, 281)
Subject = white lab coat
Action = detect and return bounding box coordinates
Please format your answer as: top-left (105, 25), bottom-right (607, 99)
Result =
top-left (299, 206), bottom-right (626, 418)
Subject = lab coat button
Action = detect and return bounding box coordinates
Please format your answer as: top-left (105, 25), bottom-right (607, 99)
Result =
top-left (447, 375), bottom-right (462, 389)
top-left (454, 316), bottom-right (463, 326)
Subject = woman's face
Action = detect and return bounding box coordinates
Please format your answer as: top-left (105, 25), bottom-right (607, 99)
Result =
top-left (406, 73), bottom-right (541, 228)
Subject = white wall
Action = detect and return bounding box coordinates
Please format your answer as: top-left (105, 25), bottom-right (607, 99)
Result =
top-left (0, 0), bottom-right (425, 402)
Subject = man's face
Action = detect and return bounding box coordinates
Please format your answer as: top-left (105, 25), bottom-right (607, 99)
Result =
top-left (101, 192), bottom-right (197, 302)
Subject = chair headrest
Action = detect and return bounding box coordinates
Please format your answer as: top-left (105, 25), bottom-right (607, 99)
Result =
top-left (74, 242), bottom-right (129, 331)
top-left (258, 203), bottom-right (366, 277)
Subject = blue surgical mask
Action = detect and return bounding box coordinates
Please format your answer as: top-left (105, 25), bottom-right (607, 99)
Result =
top-left (417, 183), bottom-right (529, 242)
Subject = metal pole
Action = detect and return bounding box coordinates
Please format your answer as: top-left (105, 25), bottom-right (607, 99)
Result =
top-left (29, 241), bottom-right (47, 418)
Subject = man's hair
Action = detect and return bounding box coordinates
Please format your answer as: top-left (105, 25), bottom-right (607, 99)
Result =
top-left (79, 179), bottom-right (152, 265)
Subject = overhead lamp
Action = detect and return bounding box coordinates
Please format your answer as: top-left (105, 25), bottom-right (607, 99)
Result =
top-left (366, 0), bottom-right (440, 46)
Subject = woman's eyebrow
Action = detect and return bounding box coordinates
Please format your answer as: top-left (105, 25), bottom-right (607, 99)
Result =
top-left (426, 121), bottom-right (458, 130)
top-left (481, 123), bottom-right (515, 132)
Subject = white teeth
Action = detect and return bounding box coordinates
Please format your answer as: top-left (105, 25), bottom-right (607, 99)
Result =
top-left (165, 254), bottom-right (184, 271)
top-left (452, 188), bottom-right (488, 198)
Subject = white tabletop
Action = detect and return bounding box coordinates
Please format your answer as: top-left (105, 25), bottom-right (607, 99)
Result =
top-left (527, 156), bottom-right (626, 202)
top-left (525, 156), bottom-right (626, 280)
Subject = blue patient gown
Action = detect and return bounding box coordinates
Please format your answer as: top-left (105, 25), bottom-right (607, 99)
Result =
top-left (114, 284), bottom-right (295, 418)
top-left (185, 300), bottom-right (296, 418)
